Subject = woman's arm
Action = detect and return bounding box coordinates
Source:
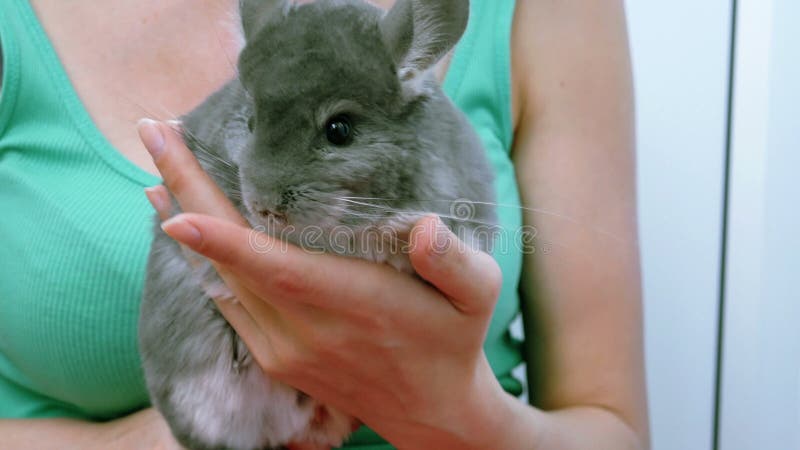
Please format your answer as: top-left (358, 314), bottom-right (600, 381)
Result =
top-left (0, 408), bottom-right (185, 449)
top-left (0, 418), bottom-right (105, 449)
top-left (508, 0), bottom-right (649, 448)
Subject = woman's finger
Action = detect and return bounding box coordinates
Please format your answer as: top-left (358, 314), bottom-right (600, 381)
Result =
top-left (145, 185), bottom-right (225, 294)
top-left (159, 212), bottom-right (434, 316)
top-left (138, 120), bottom-right (277, 358)
top-left (407, 215), bottom-right (503, 315)
top-left (137, 120), bottom-right (288, 374)
top-left (145, 185), bottom-right (274, 341)
top-left (137, 118), bottom-right (246, 225)
top-left (210, 274), bottom-right (285, 370)
top-left (144, 185), bottom-right (172, 222)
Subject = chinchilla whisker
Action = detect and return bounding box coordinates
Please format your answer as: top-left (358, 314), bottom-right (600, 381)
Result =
top-left (341, 196), bottom-right (573, 219)
top-left (315, 204), bottom-right (375, 218)
top-left (326, 205), bottom-right (380, 217)
top-left (342, 212), bottom-right (396, 220)
top-left (213, 29), bottom-right (240, 78)
top-left (208, 0), bottom-right (243, 76)
top-left (334, 199), bottom-right (414, 216)
top-left (336, 198), bottom-right (395, 209)
top-left (418, 212), bottom-right (499, 228)
top-left (337, 199), bottom-right (498, 228)
top-left (339, 196), bottom-right (627, 243)
top-left (309, 200), bottom-right (430, 223)
top-left (195, 156), bottom-right (238, 181)
top-left (203, 171), bottom-right (239, 189)
top-left (152, 101), bottom-right (183, 124)
top-left (199, 151), bottom-right (234, 171)
top-left (132, 95), bottom-right (184, 123)
top-left (96, 76), bottom-right (181, 123)
top-left (194, 146), bottom-right (237, 170)
top-left (225, 187), bottom-right (243, 198)
top-left (306, 202), bottom-right (395, 221)
top-left (124, 98), bottom-right (180, 123)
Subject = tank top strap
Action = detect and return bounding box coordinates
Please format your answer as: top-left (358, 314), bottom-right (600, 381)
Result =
top-left (0, 1), bottom-right (25, 137)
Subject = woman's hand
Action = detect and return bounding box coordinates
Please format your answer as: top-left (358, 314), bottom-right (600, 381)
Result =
top-left (138, 119), bottom-right (516, 449)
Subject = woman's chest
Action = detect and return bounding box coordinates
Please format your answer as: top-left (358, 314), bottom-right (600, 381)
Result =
top-left (30, 0), bottom-right (243, 177)
top-left (0, 148), bottom-right (157, 418)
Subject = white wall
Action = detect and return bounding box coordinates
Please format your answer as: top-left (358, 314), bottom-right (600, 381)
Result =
top-left (626, 1), bottom-right (733, 449)
top-left (719, 0), bottom-right (800, 448)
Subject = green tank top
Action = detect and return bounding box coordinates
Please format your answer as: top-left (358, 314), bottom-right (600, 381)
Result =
top-left (0, 1), bottom-right (522, 448)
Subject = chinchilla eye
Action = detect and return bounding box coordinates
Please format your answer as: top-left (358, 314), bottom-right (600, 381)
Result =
top-left (324, 115), bottom-right (353, 146)
top-left (247, 116), bottom-right (255, 133)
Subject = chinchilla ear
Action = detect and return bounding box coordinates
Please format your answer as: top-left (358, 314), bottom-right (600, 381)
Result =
top-left (240, 0), bottom-right (290, 40)
top-left (379, 0), bottom-right (469, 81)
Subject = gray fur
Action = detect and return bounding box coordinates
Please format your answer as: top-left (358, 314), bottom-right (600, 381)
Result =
top-left (380, 0), bottom-right (470, 78)
top-left (139, 1), bottom-right (494, 449)
top-left (240, 0), bottom-right (290, 40)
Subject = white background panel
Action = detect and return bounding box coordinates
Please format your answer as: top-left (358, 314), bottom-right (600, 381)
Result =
top-left (719, 0), bottom-right (800, 448)
top-left (626, 1), bottom-right (732, 449)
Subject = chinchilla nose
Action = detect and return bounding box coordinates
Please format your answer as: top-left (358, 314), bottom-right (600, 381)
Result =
top-left (252, 188), bottom-right (300, 225)
top-left (256, 207), bottom-right (288, 225)
top-left (252, 198), bottom-right (288, 225)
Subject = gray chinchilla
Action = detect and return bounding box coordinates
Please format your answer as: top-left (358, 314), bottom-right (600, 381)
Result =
top-left (138, 0), bottom-right (497, 449)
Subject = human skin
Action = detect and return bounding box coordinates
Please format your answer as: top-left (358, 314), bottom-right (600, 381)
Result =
top-left (1, 0), bottom-right (648, 449)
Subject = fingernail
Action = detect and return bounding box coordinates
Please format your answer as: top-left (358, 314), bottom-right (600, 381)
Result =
top-left (161, 216), bottom-right (202, 247)
top-left (165, 119), bottom-right (183, 133)
top-left (144, 187), bottom-right (166, 213)
top-left (137, 118), bottom-right (165, 159)
top-left (431, 216), bottom-right (452, 255)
